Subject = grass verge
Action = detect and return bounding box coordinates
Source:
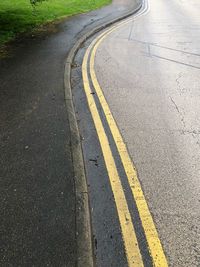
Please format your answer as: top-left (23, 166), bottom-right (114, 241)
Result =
top-left (0, 0), bottom-right (111, 45)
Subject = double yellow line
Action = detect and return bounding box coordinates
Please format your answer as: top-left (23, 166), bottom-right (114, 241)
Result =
top-left (82, 10), bottom-right (168, 267)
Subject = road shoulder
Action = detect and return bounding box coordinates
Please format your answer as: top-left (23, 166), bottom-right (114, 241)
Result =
top-left (65, 1), bottom-right (142, 266)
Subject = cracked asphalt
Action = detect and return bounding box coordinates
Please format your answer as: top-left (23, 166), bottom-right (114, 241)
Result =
top-left (72, 0), bottom-right (200, 265)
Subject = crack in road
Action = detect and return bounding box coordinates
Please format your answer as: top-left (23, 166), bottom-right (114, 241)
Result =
top-left (169, 96), bottom-right (186, 130)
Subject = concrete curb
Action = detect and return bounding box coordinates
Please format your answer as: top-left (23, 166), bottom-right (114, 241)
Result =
top-left (64, 1), bottom-right (142, 266)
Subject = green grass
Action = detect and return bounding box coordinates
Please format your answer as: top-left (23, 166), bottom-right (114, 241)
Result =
top-left (0, 0), bottom-right (111, 45)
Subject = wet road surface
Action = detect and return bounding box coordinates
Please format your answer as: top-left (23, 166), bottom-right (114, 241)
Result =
top-left (0, 0), bottom-right (138, 265)
top-left (72, 0), bottom-right (200, 266)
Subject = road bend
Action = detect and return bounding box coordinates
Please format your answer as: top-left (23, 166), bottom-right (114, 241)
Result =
top-left (72, 0), bottom-right (200, 266)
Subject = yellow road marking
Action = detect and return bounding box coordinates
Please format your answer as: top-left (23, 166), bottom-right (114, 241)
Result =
top-left (82, 42), bottom-right (144, 267)
top-left (89, 21), bottom-right (168, 267)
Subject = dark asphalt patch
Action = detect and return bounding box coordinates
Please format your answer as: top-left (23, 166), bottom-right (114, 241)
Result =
top-left (72, 47), bottom-right (128, 267)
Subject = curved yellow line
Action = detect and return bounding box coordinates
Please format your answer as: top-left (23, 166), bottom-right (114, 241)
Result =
top-left (89, 14), bottom-right (168, 267)
top-left (82, 40), bottom-right (144, 266)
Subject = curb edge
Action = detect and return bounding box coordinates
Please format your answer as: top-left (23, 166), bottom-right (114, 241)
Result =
top-left (64, 1), bottom-right (142, 266)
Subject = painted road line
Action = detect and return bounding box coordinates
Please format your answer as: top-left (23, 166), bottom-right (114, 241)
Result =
top-left (82, 42), bottom-right (144, 267)
top-left (89, 14), bottom-right (168, 267)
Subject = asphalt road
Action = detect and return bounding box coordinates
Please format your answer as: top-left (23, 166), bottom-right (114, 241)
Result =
top-left (72, 0), bottom-right (200, 266)
top-left (0, 0), bottom-right (139, 265)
